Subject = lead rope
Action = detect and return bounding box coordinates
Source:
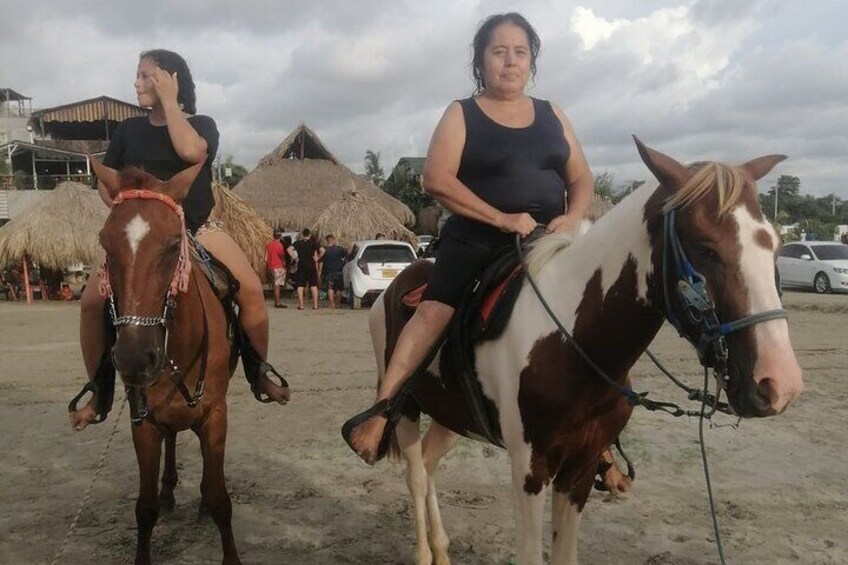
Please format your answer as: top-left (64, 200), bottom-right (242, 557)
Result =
top-left (49, 396), bottom-right (127, 565)
top-left (698, 366), bottom-right (728, 565)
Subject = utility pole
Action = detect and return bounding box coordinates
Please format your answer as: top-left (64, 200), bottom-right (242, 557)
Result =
top-left (773, 184), bottom-right (778, 221)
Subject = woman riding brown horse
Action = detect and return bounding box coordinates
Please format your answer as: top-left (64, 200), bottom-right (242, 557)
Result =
top-left (91, 159), bottom-right (252, 564)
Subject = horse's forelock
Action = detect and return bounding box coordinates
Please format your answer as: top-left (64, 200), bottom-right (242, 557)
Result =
top-left (118, 167), bottom-right (161, 191)
top-left (662, 162), bottom-right (749, 218)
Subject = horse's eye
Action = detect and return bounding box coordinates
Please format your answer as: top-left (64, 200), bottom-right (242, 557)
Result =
top-left (692, 244), bottom-right (720, 262)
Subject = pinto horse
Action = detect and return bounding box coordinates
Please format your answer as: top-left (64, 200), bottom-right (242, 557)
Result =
top-left (369, 138), bottom-right (804, 565)
top-left (90, 159), bottom-right (243, 565)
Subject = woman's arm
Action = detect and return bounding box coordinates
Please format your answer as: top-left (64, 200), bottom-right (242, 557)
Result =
top-left (547, 103), bottom-right (594, 233)
top-left (151, 67), bottom-right (208, 164)
top-left (422, 101), bottom-right (536, 236)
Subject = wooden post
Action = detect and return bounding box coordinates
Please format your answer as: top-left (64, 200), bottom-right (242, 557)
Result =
top-left (22, 256), bottom-right (32, 304)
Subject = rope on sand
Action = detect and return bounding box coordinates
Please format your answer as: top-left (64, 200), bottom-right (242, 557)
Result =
top-left (49, 396), bottom-right (126, 565)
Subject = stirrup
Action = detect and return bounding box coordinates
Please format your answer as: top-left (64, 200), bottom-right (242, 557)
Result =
top-left (67, 381), bottom-right (107, 425)
top-left (250, 361), bottom-right (290, 403)
top-left (341, 395), bottom-right (404, 465)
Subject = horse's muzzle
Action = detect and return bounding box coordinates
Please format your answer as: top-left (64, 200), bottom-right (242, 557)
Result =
top-left (112, 330), bottom-right (166, 387)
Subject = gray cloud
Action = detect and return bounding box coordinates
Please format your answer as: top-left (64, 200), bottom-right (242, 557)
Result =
top-left (3, 0), bottom-right (846, 200)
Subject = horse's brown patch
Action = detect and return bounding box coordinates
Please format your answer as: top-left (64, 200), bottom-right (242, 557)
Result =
top-left (755, 228), bottom-right (773, 251)
top-left (518, 258), bottom-right (660, 508)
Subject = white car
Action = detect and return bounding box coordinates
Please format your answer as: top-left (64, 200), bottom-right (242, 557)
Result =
top-left (777, 241), bottom-right (848, 294)
top-left (342, 240), bottom-right (418, 308)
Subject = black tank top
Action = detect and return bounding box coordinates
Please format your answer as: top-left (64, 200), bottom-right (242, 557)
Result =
top-left (442, 97), bottom-right (570, 246)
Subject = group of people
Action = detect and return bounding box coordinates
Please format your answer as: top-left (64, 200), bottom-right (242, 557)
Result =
top-left (266, 229), bottom-right (347, 310)
top-left (68, 11), bottom-right (597, 473)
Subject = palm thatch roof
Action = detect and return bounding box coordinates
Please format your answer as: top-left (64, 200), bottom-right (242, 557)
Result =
top-left (588, 197), bottom-right (614, 221)
top-left (0, 181), bottom-right (107, 269)
top-left (209, 182), bottom-right (273, 282)
top-left (312, 190), bottom-right (418, 249)
top-left (234, 124), bottom-right (414, 229)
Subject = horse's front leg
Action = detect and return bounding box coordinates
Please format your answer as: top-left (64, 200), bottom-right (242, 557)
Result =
top-left (159, 431), bottom-right (178, 512)
top-left (421, 420), bottom-right (458, 565)
top-left (550, 473), bottom-right (593, 565)
top-left (131, 423), bottom-right (165, 565)
top-left (196, 406), bottom-right (241, 565)
top-left (396, 417), bottom-right (432, 565)
top-left (509, 446), bottom-right (547, 565)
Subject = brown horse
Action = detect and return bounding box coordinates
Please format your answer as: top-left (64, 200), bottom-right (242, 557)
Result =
top-left (91, 159), bottom-right (243, 565)
top-left (368, 138), bottom-right (805, 565)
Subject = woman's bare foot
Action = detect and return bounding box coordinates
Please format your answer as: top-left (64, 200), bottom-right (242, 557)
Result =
top-left (348, 415), bottom-right (387, 465)
top-left (597, 447), bottom-right (633, 495)
top-left (69, 397), bottom-right (99, 431)
top-left (259, 375), bottom-right (290, 405)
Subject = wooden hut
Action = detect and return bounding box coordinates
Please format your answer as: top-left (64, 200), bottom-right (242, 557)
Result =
top-left (234, 124), bottom-right (414, 229)
top-left (312, 190), bottom-right (417, 249)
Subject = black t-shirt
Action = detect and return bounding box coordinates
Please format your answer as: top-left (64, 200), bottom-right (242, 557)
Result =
top-left (323, 245), bottom-right (347, 274)
top-left (293, 239), bottom-right (317, 275)
top-left (444, 97), bottom-right (570, 246)
top-left (103, 115), bottom-right (220, 233)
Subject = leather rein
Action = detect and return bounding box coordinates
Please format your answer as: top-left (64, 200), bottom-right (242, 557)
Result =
top-left (100, 189), bottom-right (209, 425)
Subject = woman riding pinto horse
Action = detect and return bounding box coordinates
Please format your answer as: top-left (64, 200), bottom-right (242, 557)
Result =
top-left (366, 137), bottom-right (805, 565)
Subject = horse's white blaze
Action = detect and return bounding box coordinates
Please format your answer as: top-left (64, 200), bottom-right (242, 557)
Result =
top-left (124, 214), bottom-right (151, 260)
top-left (733, 206), bottom-right (803, 410)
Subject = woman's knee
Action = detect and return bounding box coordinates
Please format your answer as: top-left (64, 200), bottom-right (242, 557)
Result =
top-left (235, 271), bottom-right (264, 309)
top-left (415, 300), bottom-right (454, 328)
top-left (80, 281), bottom-right (104, 316)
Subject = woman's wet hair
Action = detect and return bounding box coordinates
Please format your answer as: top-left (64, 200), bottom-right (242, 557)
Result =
top-left (139, 49), bottom-right (197, 114)
top-left (471, 13), bottom-right (540, 94)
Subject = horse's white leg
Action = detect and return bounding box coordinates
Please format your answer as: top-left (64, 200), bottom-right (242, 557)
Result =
top-left (421, 421), bottom-right (459, 565)
top-left (396, 416), bottom-right (432, 565)
top-left (551, 490), bottom-right (582, 565)
top-left (509, 448), bottom-right (547, 565)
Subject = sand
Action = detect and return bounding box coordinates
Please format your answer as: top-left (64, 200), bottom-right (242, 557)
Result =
top-left (0, 290), bottom-right (845, 564)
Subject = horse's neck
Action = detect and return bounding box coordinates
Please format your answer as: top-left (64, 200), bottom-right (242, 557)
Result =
top-left (170, 266), bottom-right (211, 364)
top-left (530, 186), bottom-right (665, 363)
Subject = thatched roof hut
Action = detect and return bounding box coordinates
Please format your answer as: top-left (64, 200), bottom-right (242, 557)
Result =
top-left (209, 182), bottom-right (273, 282)
top-left (234, 124), bottom-right (414, 229)
top-left (0, 181), bottom-right (107, 269)
top-left (312, 190), bottom-right (418, 249)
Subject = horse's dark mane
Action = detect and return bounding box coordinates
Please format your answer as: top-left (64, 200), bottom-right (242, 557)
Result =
top-left (118, 167), bottom-right (161, 191)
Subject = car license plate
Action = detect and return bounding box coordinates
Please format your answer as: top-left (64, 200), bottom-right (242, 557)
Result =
top-left (382, 269), bottom-right (399, 279)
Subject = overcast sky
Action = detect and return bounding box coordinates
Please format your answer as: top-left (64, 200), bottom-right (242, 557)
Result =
top-left (2, 0), bottom-right (846, 199)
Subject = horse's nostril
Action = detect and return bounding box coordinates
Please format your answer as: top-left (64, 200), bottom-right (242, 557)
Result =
top-left (757, 377), bottom-right (779, 407)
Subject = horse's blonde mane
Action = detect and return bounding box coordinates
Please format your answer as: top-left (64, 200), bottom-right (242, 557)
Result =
top-left (525, 223), bottom-right (587, 278)
top-left (663, 161), bottom-right (747, 217)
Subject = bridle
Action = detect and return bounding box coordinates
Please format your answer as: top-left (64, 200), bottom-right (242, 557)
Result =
top-left (100, 189), bottom-right (207, 424)
top-left (661, 209), bottom-right (789, 380)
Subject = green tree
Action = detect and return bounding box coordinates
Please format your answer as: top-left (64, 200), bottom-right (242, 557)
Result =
top-left (593, 170), bottom-right (615, 200)
top-left (382, 168), bottom-right (433, 217)
top-left (364, 150), bottom-right (385, 187)
top-left (219, 155), bottom-right (249, 187)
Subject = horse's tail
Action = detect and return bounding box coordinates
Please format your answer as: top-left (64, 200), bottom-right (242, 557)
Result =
top-left (368, 291), bottom-right (403, 461)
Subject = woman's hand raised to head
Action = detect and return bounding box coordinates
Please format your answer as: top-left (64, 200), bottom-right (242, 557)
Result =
top-left (498, 212), bottom-right (537, 237)
top-left (150, 67), bottom-right (180, 109)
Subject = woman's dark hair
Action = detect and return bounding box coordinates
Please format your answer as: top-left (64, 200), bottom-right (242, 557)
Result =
top-left (139, 49), bottom-right (197, 114)
top-left (471, 13), bottom-right (541, 94)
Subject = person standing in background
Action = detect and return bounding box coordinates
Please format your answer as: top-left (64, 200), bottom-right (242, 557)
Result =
top-left (266, 229), bottom-right (287, 308)
top-left (321, 234), bottom-right (347, 309)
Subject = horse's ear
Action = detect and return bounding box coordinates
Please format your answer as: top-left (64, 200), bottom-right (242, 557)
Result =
top-left (89, 156), bottom-right (121, 200)
top-left (162, 161), bottom-right (204, 203)
top-left (741, 155), bottom-right (787, 181)
top-left (633, 135), bottom-right (690, 192)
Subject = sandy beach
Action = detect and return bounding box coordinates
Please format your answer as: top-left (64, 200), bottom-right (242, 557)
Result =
top-left (0, 290), bottom-right (845, 564)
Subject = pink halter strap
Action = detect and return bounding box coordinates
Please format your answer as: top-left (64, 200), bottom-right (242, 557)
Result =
top-left (99, 189), bottom-right (192, 299)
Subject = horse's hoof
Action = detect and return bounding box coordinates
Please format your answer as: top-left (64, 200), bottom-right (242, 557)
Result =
top-left (197, 503), bottom-right (211, 523)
